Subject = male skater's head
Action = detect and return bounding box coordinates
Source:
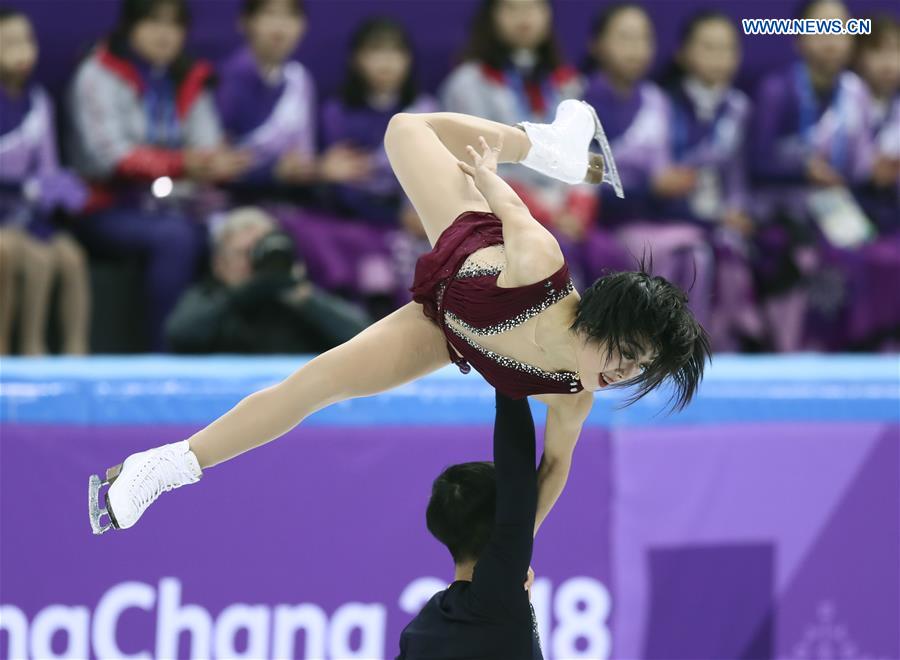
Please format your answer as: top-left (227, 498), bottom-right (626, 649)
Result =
top-left (426, 461), bottom-right (497, 580)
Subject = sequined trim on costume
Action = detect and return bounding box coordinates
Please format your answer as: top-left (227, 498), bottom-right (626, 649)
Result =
top-left (444, 279), bottom-right (575, 336)
top-left (456, 245), bottom-right (506, 279)
top-left (531, 603), bottom-right (543, 652)
top-left (456, 262), bottom-right (504, 279)
top-left (444, 322), bottom-right (580, 386)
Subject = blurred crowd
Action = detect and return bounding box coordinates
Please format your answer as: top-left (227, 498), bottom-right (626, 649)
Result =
top-left (0, 0), bottom-right (897, 356)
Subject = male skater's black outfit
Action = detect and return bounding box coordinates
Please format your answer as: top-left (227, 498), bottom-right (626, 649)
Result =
top-left (397, 392), bottom-right (543, 659)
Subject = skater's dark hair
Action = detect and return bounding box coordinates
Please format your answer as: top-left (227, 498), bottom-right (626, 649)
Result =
top-left (340, 17), bottom-right (418, 109)
top-left (240, 0), bottom-right (305, 19)
top-left (573, 262), bottom-right (711, 411)
top-left (462, 0), bottom-right (564, 75)
top-left (108, 0), bottom-right (194, 83)
top-left (582, 2), bottom-right (651, 73)
top-left (426, 462), bottom-right (496, 564)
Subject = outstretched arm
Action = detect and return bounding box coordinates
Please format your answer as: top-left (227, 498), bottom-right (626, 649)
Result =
top-left (469, 391), bottom-right (538, 608)
top-left (532, 391), bottom-right (594, 535)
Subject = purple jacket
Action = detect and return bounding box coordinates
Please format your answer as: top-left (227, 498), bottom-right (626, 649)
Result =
top-left (750, 64), bottom-right (874, 185)
top-left (319, 94), bottom-right (437, 225)
top-left (0, 83), bottom-right (85, 230)
top-left (216, 47), bottom-right (316, 181)
top-left (664, 77), bottom-right (751, 221)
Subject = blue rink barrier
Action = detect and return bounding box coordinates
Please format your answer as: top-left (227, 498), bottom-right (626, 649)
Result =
top-left (1, 354), bottom-right (897, 426)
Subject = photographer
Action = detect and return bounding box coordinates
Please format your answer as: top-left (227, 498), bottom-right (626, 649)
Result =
top-left (165, 208), bottom-right (370, 353)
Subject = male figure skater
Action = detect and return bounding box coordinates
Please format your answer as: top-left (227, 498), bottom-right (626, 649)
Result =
top-left (397, 390), bottom-right (542, 658)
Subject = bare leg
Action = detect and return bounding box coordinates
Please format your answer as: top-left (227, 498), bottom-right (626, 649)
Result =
top-left (17, 236), bottom-right (55, 356)
top-left (188, 302), bottom-right (450, 468)
top-left (385, 112), bottom-right (532, 245)
top-left (0, 230), bottom-right (20, 355)
top-left (52, 234), bottom-right (91, 355)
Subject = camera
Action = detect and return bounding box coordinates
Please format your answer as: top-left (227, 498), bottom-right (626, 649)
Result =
top-left (250, 230), bottom-right (297, 277)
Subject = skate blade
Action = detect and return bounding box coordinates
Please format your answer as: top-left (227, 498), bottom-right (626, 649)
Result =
top-left (88, 465), bottom-right (122, 535)
top-left (582, 101), bottom-right (625, 199)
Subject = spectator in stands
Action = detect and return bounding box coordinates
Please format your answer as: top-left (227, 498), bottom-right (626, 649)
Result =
top-left (0, 6), bottom-right (90, 355)
top-left (828, 14), bottom-right (900, 349)
top-left (854, 15), bottom-right (900, 236)
top-left (216, 0), bottom-right (328, 199)
top-left (68, 0), bottom-right (252, 351)
top-left (216, 0), bottom-right (393, 314)
top-left (319, 17), bottom-right (437, 314)
top-left (165, 207), bottom-right (369, 354)
top-left (582, 3), bottom-right (715, 329)
top-left (660, 11), bottom-right (764, 351)
top-left (440, 0), bottom-right (597, 281)
top-left (749, 0), bottom-right (876, 351)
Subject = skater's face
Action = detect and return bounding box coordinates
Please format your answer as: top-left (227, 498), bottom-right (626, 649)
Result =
top-left (576, 336), bottom-right (656, 392)
top-left (129, 3), bottom-right (186, 69)
top-left (0, 15), bottom-right (37, 87)
top-left (857, 31), bottom-right (900, 98)
top-left (242, 0), bottom-right (306, 66)
top-left (493, 0), bottom-right (552, 51)
top-left (355, 38), bottom-right (411, 96)
top-left (593, 7), bottom-right (654, 85)
top-left (797, 1), bottom-right (853, 78)
top-left (679, 18), bottom-right (741, 88)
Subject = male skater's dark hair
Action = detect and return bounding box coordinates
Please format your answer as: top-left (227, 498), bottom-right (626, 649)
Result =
top-left (426, 462), bottom-right (496, 564)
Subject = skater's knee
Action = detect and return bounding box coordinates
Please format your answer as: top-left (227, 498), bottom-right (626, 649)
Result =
top-left (385, 113), bottom-right (425, 154)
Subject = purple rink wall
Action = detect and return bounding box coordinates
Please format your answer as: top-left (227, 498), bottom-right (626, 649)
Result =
top-left (1, 355), bottom-right (898, 660)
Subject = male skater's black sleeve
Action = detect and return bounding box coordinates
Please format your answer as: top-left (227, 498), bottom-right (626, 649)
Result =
top-left (467, 391), bottom-right (537, 611)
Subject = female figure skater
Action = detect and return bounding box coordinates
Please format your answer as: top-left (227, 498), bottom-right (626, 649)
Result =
top-left (89, 101), bottom-right (710, 536)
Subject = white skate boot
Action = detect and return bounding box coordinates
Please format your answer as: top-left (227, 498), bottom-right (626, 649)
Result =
top-left (88, 439), bottom-right (202, 534)
top-left (518, 99), bottom-right (625, 197)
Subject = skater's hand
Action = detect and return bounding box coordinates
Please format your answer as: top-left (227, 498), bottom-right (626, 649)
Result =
top-left (458, 135), bottom-right (501, 185)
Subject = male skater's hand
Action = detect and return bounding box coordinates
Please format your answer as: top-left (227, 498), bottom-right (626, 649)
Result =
top-left (524, 566), bottom-right (535, 592)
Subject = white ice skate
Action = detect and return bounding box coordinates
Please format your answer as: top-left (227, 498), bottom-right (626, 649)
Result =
top-left (88, 439), bottom-right (202, 535)
top-left (519, 99), bottom-right (625, 198)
